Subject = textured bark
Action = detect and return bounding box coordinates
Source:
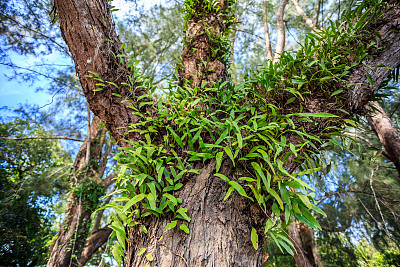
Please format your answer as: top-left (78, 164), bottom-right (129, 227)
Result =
top-left (288, 222), bottom-right (323, 267)
top-left (274, 0), bottom-right (289, 62)
top-left (178, 2), bottom-right (229, 89)
top-left (288, 222), bottom-right (312, 267)
top-left (125, 160), bottom-right (267, 267)
top-left (48, 116), bottom-right (107, 267)
top-left (262, 0), bottom-right (273, 62)
top-left (79, 226), bottom-right (113, 266)
top-left (54, 0), bottom-right (148, 145)
top-left (367, 101), bottom-right (400, 176)
top-left (346, 2), bottom-right (400, 113)
top-left (298, 223), bottom-right (323, 267)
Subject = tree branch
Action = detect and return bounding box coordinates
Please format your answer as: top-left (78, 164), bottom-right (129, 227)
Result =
top-left (262, 0), bottom-right (273, 62)
top-left (274, 0), bottom-right (289, 62)
top-left (366, 101), bottom-right (400, 176)
top-left (342, 131), bottom-right (390, 159)
top-left (291, 0), bottom-right (318, 30)
top-left (0, 136), bottom-right (84, 142)
top-left (79, 226), bottom-right (113, 266)
top-left (346, 2), bottom-right (400, 113)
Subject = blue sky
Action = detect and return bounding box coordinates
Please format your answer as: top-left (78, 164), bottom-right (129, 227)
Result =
top-left (0, 0), bottom-right (164, 119)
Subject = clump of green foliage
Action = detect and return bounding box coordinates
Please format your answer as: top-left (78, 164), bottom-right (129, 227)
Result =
top-left (0, 118), bottom-right (72, 265)
top-left (93, 0), bottom-right (388, 264)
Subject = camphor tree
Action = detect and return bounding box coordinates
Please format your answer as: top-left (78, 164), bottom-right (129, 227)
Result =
top-left (51, 0), bottom-right (400, 266)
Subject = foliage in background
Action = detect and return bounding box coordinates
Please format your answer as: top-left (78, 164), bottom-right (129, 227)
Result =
top-left (0, 117), bottom-right (72, 265)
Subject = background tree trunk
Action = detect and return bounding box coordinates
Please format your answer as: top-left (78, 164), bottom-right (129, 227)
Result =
top-left (48, 116), bottom-right (110, 267)
top-left (366, 101), bottom-right (400, 176)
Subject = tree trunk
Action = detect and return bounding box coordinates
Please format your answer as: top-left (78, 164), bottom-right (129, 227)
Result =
top-left (367, 101), bottom-right (400, 176)
top-left (125, 161), bottom-right (268, 267)
top-left (289, 222), bottom-right (322, 267)
top-left (48, 116), bottom-right (109, 267)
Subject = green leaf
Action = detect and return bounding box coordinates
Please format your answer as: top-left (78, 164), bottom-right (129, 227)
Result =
top-left (286, 97), bottom-right (296, 105)
top-left (168, 127), bottom-right (184, 149)
top-left (112, 244), bottom-right (123, 266)
top-left (251, 227), bottom-right (259, 250)
top-left (264, 219), bottom-right (274, 233)
top-left (123, 194), bottom-right (146, 212)
top-left (277, 239), bottom-right (294, 256)
top-left (174, 183), bottom-right (183, 190)
top-left (224, 146), bottom-right (235, 166)
top-left (140, 225), bottom-right (148, 234)
top-left (251, 162), bottom-right (270, 190)
top-left (180, 224), bottom-right (190, 234)
top-left (296, 113), bottom-right (338, 118)
top-left (176, 208), bottom-right (191, 222)
top-left (285, 204), bottom-right (291, 224)
top-left (268, 188), bottom-right (284, 210)
top-left (137, 248), bottom-right (146, 256)
top-left (236, 132), bottom-right (243, 148)
top-left (163, 193), bottom-right (178, 206)
top-left (312, 204), bottom-right (327, 217)
top-left (165, 220), bottom-right (178, 232)
top-left (229, 181), bottom-right (253, 201)
top-left (331, 89), bottom-right (343, 96)
top-left (297, 193), bottom-right (312, 209)
top-left (216, 151), bottom-right (223, 172)
top-left (224, 186), bottom-right (234, 201)
top-left (366, 72), bottom-right (374, 87)
top-left (272, 202), bottom-right (281, 216)
top-left (215, 173), bottom-right (230, 182)
top-left (146, 253), bottom-right (154, 261)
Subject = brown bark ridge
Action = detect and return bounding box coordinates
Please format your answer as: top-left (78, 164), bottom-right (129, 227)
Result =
top-left (54, 0), bottom-right (149, 145)
top-left (346, 1), bottom-right (400, 113)
top-left (125, 160), bottom-right (267, 267)
top-left (367, 101), bottom-right (400, 176)
top-left (79, 226), bottom-right (113, 266)
top-left (288, 222), bottom-right (313, 267)
top-left (48, 116), bottom-right (108, 267)
top-left (178, 1), bottom-right (229, 90)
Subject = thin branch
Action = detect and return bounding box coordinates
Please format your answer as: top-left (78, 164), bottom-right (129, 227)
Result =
top-left (369, 166), bottom-right (390, 236)
top-left (274, 0), bottom-right (289, 63)
top-left (314, 0), bottom-right (322, 28)
top-left (235, 29), bottom-right (264, 40)
top-left (262, 0), bottom-right (273, 62)
top-left (0, 12), bottom-right (71, 57)
top-left (0, 136), bottom-right (84, 142)
top-left (321, 219), bottom-right (352, 232)
top-left (103, 171), bottom-right (118, 191)
top-left (85, 103), bottom-right (91, 166)
top-left (291, 0), bottom-right (318, 30)
top-left (343, 132), bottom-right (390, 158)
top-left (0, 62), bottom-right (63, 81)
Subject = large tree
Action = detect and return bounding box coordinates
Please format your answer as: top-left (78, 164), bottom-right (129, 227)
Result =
top-left (52, 0), bottom-right (400, 266)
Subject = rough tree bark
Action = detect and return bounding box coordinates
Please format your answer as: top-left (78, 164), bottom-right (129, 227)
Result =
top-left (48, 116), bottom-right (114, 267)
top-left (54, 0), bottom-right (400, 266)
top-left (367, 101), bottom-right (400, 176)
